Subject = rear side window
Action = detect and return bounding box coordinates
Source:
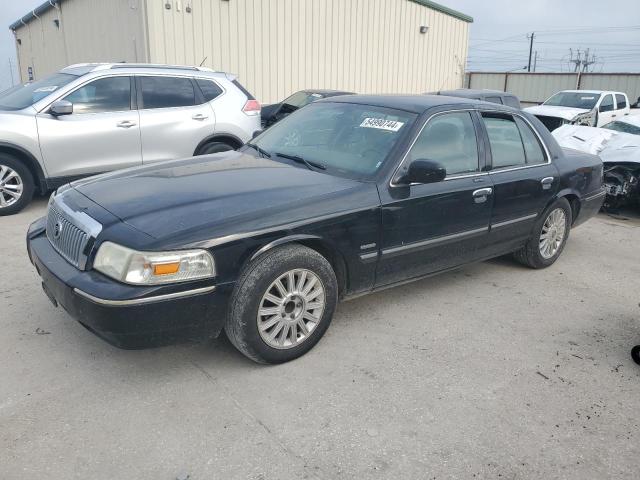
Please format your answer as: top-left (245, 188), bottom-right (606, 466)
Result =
top-left (485, 96), bottom-right (503, 105)
top-left (408, 112), bottom-right (479, 176)
top-left (64, 76), bottom-right (131, 114)
top-left (514, 117), bottom-right (546, 165)
top-left (482, 114), bottom-right (526, 169)
top-left (615, 94), bottom-right (627, 109)
top-left (599, 94), bottom-right (614, 113)
top-left (196, 79), bottom-right (223, 102)
top-left (140, 76), bottom-right (195, 109)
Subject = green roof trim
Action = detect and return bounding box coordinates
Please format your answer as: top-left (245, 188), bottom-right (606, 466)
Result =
top-left (408, 0), bottom-right (474, 23)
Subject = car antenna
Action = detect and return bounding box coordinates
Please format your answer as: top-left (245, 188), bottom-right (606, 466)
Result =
top-left (199, 57), bottom-right (208, 67)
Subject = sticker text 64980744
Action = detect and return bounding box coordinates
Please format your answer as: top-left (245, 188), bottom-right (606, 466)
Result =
top-left (359, 118), bottom-right (405, 132)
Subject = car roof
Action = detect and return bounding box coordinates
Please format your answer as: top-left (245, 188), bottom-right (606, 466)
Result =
top-left (437, 88), bottom-right (516, 98)
top-left (303, 89), bottom-right (355, 95)
top-left (59, 63), bottom-right (230, 79)
top-left (559, 90), bottom-right (622, 95)
top-left (319, 94), bottom-right (499, 114)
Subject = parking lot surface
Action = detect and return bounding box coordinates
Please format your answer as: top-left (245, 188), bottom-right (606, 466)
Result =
top-left (2, 197), bottom-right (639, 479)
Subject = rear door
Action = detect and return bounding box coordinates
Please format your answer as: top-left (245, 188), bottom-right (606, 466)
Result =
top-left (376, 110), bottom-right (493, 287)
top-left (479, 111), bottom-right (558, 256)
top-left (137, 75), bottom-right (216, 163)
top-left (37, 75), bottom-right (141, 177)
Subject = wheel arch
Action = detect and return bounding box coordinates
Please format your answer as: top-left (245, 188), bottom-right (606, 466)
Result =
top-left (554, 188), bottom-right (581, 225)
top-left (0, 142), bottom-right (47, 193)
top-left (249, 234), bottom-right (348, 298)
top-left (194, 133), bottom-right (244, 155)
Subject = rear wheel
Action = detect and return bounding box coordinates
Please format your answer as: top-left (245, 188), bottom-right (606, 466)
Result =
top-left (514, 198), bottom-right (572, 269)
top-left (632, 345), bottom-right (640, 365)
top-left (197, 141), bottom-right (235, 155)
top-left (225, 244), bottom-right (338, 364)
top-left (0, 155), bottom-right (34, 216)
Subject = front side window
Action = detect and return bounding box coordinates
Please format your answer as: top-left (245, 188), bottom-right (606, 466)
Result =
top-left (252, 102), bottom-right (416, 179)
top-left (615, 94), bottom-right (627, 110)
top-left (482, 113), bottom-right (526, 169)
top-left (0, 72), bottom-right (77, 111)
top-left (407, 112), bottom-right (479, 176)
top-left (140, 76), bottom-right (195, 109)
top-left (599, 94), bottom-right (614, 113)
top-left (64, 76), bottom-right (131, 114)
top-left (544, 92), bottom-right (600, 110)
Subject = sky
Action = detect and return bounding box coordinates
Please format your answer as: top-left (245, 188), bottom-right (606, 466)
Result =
top-left (0, 0), bottom-right (639, 90)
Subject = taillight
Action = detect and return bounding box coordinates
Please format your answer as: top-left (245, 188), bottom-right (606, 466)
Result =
top-left (243, 99), bottom-right (261, 116)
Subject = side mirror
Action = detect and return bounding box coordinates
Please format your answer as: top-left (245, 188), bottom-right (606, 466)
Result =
top-left (399, 160), bottom-right (446, 185)
top-left (252, 129), bottom-right (263, 139)
top-left (50, 100), bottom-right (73, 116)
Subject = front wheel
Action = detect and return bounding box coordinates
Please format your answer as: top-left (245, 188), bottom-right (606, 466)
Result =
top-left (225, 244), bottom-right (338, 364)
top-left (0, 155), bottom-right (35, 216)
top-left (514, 198), bottom-right (572, 269)
top-left (632, 345), bottom-right (640, 366)
top-left (197, 141), bottom-right (235, 155)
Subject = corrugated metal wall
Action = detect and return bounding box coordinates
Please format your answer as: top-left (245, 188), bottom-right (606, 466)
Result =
top-left (145, 0), bottom-right (470, 103)
top-left (13, 0), bottom-right (147, 82)
top-left (466, 72), bottom-right (640, 107)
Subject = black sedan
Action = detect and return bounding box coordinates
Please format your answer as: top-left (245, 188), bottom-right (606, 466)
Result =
top-left (27, 95), bottom-right (605, 364)
top-left (261, 89), bottom-right (354, 127)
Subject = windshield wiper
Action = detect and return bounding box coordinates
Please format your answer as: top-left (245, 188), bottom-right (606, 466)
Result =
top-left (246, 142), bottom-right (271, 158)
top-left (273, 152), bottom-right (326, 171)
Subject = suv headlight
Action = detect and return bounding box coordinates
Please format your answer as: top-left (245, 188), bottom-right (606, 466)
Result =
top-left (93, 241), bottom-right (215, 285)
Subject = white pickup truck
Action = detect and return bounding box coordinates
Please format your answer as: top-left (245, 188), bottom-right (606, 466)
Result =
top-left (524, 90), bottom-right (631, 131)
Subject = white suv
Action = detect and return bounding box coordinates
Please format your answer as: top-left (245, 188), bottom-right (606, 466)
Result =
top-left (0, 63), bottom-right (261, 215)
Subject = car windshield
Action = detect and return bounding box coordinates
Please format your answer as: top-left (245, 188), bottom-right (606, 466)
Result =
top-left (0, 72), bottom-right (78, 110)
top-left (602, 120), bottom-right (640, 136)
top-left (251, 102), bottom-right (416, 179)
top-left (543, 92), bottom-right (600, 109)
top-left (282, 91), bottom-right (322, 109)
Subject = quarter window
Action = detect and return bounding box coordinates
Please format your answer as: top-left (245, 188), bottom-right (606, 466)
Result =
top-left (615, 94), bottom-right (627, 110)
top-left (196, 79), bottom-right (223, 102)
top-left (515, 117), bottom-right (546, 165)
top-left (408, 112), bottom-right (479, 176)
top-left (64, 76), bottom-right (131, 114)
top-left (599, 94), bottom-right (614, 113)
top-left (140, 76), bottom-right (196, 109)
top-left (482, 114), bottom-right (526, 169)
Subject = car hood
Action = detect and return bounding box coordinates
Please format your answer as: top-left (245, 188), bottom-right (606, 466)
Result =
top-left (71, 152), bottom-right (376, 244)
top-left (552, 124), bottom-right (640, 165)
top-left (524, 105), bottom-right (591, 121)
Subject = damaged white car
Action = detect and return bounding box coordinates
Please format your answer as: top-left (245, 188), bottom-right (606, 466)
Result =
top-left (552, 116), bottom-right (640, 210)
top-left (525, 90), bottom-right (630, 132)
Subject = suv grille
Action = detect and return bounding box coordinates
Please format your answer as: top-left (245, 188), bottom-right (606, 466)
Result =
top-left (46, 195), bottom-right (102, 270)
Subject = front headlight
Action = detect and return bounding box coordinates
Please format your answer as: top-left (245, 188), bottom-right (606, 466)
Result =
top-left (93, 241), bottom-right (215, 285)
top-left (571, 110), bottom-right (596, 126)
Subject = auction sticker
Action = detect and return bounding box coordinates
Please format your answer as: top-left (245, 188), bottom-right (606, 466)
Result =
top-left (360, 118), bottom-right (404, 132)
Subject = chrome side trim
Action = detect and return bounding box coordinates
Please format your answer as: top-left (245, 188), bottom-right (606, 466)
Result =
top-left (359, 252), bottom-right (379, 262)
top-left (74, 285), bottom-right (216, 306)
top-left (490, 213), bottom-right (538, 230)
top-left (381, 226), bottom-right (488, 257)
top-left (583, 189), bottom-right (606, 201)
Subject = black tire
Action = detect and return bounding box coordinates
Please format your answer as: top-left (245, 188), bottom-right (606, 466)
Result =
top-left (225, 244), bottom-right (338, 364)
top-left (0, 154), bottom-right (35, 216)
top-left (514, 197), bottom-right (572, 269)
top-left (632, 345), bottom-right (640, 366)
top-left (197, 141), bottom-right (235, 155)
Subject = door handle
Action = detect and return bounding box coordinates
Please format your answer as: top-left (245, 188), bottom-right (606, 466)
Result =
top-left (472, 187), bottom-right (492, 203)
top-left (541, 176), bottom-right (554, 190)
top-left (611, 114), bottom-right (617, 118)
top-left (117, 120), bottom-right (136, 128)
top-left (192, 114), bottom-right (209, 121)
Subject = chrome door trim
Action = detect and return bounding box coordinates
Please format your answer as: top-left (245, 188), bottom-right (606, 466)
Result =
top-left (381, 226), bottom-right (488, 258)
top-left (74, 285), bottom-right (216, 306)
top-left (490, 213), bottom-right (538, 230)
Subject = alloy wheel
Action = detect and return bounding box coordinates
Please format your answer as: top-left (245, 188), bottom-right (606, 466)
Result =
top-left (539, 208), bottom-right (566, 259)
top-left (0, 164), bottom-right (23, 208)
top-left (257, 268), bottom-right (325, 349)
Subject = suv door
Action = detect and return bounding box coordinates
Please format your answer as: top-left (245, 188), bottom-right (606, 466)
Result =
top-left (596, 94), bottom-right (615, 126)
top-left (136, 75), bottom-right (217, 163)
top-left (376, 110), bottom-right (493, 287)
top-left (479, 111), bottom-right (558, 256)
top-left (36, 76), bottom-right (141, 177)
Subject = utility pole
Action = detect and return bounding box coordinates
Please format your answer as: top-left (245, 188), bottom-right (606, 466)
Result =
top-left (533, 51), bottom-right (538, 72)
top-left (582, 49), bottom-right (596, 73)
top-left (527, 32), bottom-right (535, 72)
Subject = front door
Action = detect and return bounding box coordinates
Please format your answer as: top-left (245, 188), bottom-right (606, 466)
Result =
top-left (479, 111), bottom-right (559, 256)
top-left (37, 76), bottom-right (141, 178)
top-left (596, 94), bottom-right (615, 126)
top-left (376, 110), bottom-right (493, 287)
top-left (136, 75), bottom-right (216, 163)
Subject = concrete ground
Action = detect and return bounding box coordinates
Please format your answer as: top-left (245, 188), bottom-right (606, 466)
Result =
top-left (1, 196), bottom-right (639, 480)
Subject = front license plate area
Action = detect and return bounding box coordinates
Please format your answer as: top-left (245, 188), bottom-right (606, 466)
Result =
top-left (41, 282), bottom-right (58, 308)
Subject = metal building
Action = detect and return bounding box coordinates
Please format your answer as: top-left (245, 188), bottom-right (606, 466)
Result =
top-left (10, 0), bottom-right (472, 103)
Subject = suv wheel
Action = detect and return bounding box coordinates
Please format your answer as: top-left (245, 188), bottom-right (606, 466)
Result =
top-left (198, 141), bottom-right (235, 155)
top-left (225, 244), bottom-right (338, 364)
top-left (0, 155), bottom-right (34, 216)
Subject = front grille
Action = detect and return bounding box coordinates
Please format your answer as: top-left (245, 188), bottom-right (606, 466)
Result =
top-left (46, 203), bottom-right (89, 269)
top-left (535, 115), bottom-right (564, 132)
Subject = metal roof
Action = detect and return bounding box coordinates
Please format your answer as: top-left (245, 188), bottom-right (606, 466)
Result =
top-left (10, 0), bottom-right (472, 30)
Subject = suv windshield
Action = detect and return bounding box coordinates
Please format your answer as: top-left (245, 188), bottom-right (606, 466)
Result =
top-left (602, 120), bottom-right (640, 136)
top-left (251, 102), bottom-right (416, 179)
top-left (0, 72), bottom-right (78, 111)
top-left (543, 92), bottom-right (600, 110)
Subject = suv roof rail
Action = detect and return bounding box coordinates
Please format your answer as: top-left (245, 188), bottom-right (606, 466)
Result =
top-left (109, 63), bottom-right (214, 72)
